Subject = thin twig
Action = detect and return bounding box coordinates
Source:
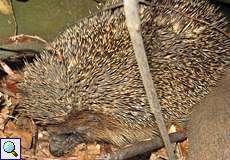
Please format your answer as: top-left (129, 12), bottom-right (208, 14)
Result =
top-left (9, 0), bottom-right (18, 36)
top-left (152, 3), bottom-right (230, 38)
top-left (8, 34), bottom-right (49, 45)
top-left (31, 120), bottom-right (38, 156)
top-left (0, 112), bottom-right (18, 120)
top-left (7, 34), bottom-right (64, 61)
top-left (0, 47), bottom-right (39, 58)
top-left (124, 0), bottom-right (175, 160)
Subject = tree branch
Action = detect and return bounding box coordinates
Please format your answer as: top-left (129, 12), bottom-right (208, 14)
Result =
top-left (99, 132), bottom-right (187, 160)
top-left (123, 0), bottom-right (175, 159)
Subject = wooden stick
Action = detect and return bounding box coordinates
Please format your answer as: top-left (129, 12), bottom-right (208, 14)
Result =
top-left (123, 0), bottom-right (176, 159)
top-left (106, 132), bottom-right (187, 160)
top-left (9, 0), bottom-right (18, 36)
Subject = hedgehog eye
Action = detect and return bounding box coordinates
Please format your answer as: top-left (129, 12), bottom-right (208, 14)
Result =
top-left (46, 49), bottom-right (54, 55)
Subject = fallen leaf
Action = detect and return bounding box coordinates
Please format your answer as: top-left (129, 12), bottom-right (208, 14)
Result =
top-left (4, 120), bottom-right (16, 130)
top-left (0, 105), bottom-right (10, 130)
top-left (4, 128), bottom-right (32, 149)
top-left (180, 139), bottom-right (188, 159)
top-left (0, 130), bottom-right (5, 138)
top-left (4, 121), bottom-right (33, 149)
top-left (72, 143), bottom-right (102, 160)
top-left (87, 144), bottom-right (101, 155)
top-left (151, 148), bottom-right (168, 160)
top-left (13, 129), bottom-right (32, 149)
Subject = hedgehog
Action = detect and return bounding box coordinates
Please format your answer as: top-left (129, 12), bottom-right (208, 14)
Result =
top-left (17, 0), bottom-right (230, 157)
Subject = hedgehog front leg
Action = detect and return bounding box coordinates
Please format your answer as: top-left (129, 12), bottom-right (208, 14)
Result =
top-left (49, 133), bottom-right (85, 157)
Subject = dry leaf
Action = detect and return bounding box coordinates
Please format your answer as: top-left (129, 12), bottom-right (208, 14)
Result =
top-left (13, 129), bottom-right (32, 149)
top-left (0, 105), bottom-right (10, 130)
top-left (73, 143), bottom-right (102, 160)
top-left (0, 130), bottom-right (5, 138)
top-left (4, 128), bottom-right (32, 149)
top-left (86, 144), bottom-right (101, 155)
top-left (152, 148), bottom-right (168, 160)
top-left (0, 0), bottom-right (12, 15)
top-left (179, 139), bottom-right (188, 159)
top-left (4, 121), bottom-right (33, 149)
top-left (4, 120), bottom-right (16, 130)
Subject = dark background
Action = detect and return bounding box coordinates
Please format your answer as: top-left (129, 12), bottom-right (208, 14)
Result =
top-left (213, 0), bottom-right (230, 30)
